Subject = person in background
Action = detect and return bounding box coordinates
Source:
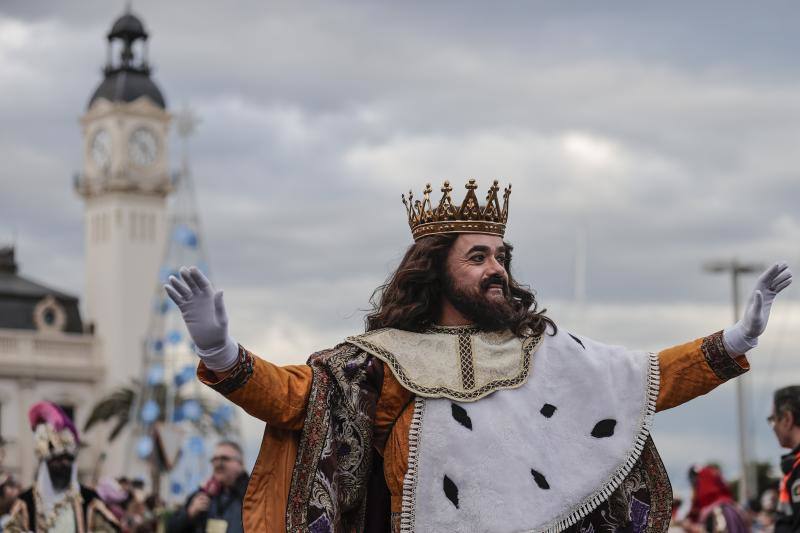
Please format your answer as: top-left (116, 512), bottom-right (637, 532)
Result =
top-left (5, 401), bottom-right (119, 532)
top-left (0, 472), bottom-right (21, 528)
top-left (747, 497), bottom-right (764, 533)
top-left (167, 441), bottom-right (248, 533)
top-left (686, 465), bottom-right (749, 532)
top-left (756, 488), bottom-right (778, 533)
top-left (770, 386), bottom-right (800, 532)
top-left (96, 476), bottom-right (130, 523)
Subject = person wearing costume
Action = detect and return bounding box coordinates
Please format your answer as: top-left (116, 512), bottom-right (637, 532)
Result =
top-left (686, 465), bottom-right (748, 532)
top-left (6, 401), bottom-right (119, 533)
top-left (165, 179), bottom-right (794, 532)
top-left (770, 385), bottom-right (800, 532)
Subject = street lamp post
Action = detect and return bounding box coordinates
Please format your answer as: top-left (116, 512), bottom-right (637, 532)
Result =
top-left (704, 259), bottom-right (764, 505)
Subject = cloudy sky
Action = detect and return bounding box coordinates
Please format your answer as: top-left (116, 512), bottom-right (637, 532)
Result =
top-left (2, 1), bottom-right (800, 498)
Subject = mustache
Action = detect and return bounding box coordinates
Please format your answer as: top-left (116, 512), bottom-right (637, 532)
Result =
top-left (481, 275), bottom-right (508, 292)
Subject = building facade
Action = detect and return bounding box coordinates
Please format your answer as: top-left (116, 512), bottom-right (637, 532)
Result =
top-left (0, 247), bottom-right (104, 484)
top-left (0, 8), bottom-right (173, 484)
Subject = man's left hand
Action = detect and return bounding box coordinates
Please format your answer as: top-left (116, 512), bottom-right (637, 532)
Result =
top-left (723, 261), bottom-right (793, 355)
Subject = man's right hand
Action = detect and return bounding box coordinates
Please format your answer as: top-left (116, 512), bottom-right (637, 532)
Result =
top-left (187, 491), bottom-right (211, 519)
top-left (164, 267), bottom-right (239, 371)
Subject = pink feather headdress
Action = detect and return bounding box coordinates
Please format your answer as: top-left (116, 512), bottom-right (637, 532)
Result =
top-left (28, 401), bottom-right (79, 460)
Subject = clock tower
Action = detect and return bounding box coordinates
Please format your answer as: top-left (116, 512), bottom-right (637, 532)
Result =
top-left (76, 10), bottom-right (171, 396)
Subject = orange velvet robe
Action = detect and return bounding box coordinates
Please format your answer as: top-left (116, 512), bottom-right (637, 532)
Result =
top-left (197, 332), bottom-right (748, 532)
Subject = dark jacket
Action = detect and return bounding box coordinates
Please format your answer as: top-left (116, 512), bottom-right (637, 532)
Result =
top-left (11, 484), bottom-right (120, 532)
top-left (167, 473), bottom-right (249, 533)
top-left (777, 445), bottom-right (800, 533)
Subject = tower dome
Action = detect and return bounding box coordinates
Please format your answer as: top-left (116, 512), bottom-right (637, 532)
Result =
top-left (108, 13), bottom-right (147, 41)
top-left (88, 9), bottom-right (166, 109)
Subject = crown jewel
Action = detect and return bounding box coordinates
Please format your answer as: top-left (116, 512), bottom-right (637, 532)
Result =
top-left (402, 179), bottom-right (511, 241)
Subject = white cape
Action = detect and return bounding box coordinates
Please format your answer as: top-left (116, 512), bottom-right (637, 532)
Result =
top-left (348, 326), bottom-right (659, 533)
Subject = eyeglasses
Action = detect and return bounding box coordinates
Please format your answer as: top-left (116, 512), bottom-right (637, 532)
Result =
top-left (767, 414), bottom-right (780, 426)
top-left (210, 455), bottom-right (240, 464)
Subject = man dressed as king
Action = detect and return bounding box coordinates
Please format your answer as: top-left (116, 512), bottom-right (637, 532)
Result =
top-left (165, 179), bottom-right (793, 532)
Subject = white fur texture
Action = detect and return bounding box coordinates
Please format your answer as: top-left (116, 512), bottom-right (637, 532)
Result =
top-left (404, 329), bottom-right (657, 533)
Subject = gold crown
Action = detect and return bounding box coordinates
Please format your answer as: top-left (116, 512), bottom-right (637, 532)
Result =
top-left (402, 179), bottom-right (511, 241)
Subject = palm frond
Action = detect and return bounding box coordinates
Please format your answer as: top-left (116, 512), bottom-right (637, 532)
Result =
top-left (84, 386), bottom-right (135, 432)
top-left (108, 412), bottom-right (131, 441)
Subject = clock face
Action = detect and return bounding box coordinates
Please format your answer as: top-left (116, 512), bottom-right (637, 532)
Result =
top-left (128, 127), bottom-right (158, 167)
top-left (90, 129), bottom-right (112, 168)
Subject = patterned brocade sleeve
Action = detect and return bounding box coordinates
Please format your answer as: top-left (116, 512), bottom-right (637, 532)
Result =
top-left (198, 344), bottom-right (255, 395)
top-left (197, 344), bottom-right (313, 430)
top-left (656, 330), bottom-right (749, 412)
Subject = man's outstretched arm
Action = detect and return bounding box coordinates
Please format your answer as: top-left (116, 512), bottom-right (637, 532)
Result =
top-left (657, 261), bottom-right (792, 411)
top-left (165, 266), bottom-right (312, 429)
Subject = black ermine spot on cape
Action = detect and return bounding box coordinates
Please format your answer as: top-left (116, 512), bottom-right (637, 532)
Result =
top-left (591, 419), bottom-right (617, 438)
top-left (540, 404), bottom-right (557, 418)
top-left (530, 469), bottom-right (550, 490)
top-left (443, 475), bottom-right (459, 508)
top-left (451, 403), bottom-right (472, 430)
top-left (568, 333), bottom-right (585, 349)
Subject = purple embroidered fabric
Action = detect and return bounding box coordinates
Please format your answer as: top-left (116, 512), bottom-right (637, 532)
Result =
top-left (562, 437), bottom-right (672, 533)
top-left (286, 344), bottom-right (384, 532)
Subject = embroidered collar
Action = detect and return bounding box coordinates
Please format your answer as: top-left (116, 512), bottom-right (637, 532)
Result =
top-left (346, 327), bottom-right (541, 402)
top-left (426, 324), bottom-right (481, 335)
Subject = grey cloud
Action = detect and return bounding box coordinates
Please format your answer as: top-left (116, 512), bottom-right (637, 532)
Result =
top-left (3, 0), bottom-right (800, 488)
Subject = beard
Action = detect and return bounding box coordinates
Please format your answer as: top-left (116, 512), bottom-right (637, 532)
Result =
top-left (443, 272), bottom-right (518, 331)
top-left (47, 460), bottom-right (73, 491)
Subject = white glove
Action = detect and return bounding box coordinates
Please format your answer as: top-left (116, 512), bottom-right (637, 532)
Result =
top-left (723, 261), bottom-right (793, 355)
top-left (164, 266), bottom-right (239, 371)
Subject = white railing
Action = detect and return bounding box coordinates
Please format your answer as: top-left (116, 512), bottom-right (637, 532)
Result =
top-left (0, 328), bottom-right (104, 382)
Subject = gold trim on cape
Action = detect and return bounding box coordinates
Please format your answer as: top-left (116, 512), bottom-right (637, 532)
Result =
top-left (346, 328), bottom-right (542, 402)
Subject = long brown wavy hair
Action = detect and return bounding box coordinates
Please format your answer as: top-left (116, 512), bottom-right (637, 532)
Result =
top-left (365, 233), bottom-right (556, 337)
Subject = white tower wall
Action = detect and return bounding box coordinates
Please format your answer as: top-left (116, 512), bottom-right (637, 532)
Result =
top-left (83, 192), bottom-right (167, 386)
top-left (78, 97), bottom-right (171, 478)
top-left (77, 9), bottom-right (173, 482)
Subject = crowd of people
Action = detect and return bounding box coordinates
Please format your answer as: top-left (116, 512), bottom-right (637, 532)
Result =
top-left (665, 385), bottom-right (800, 533)
top-left (6, 388), bottom-right (800, 532)
top-left (3, 384), bottom-right (800, 532)
top-left (0, 401), bottom-right (248, 532)
top-left (667, 464), bottom-right (791, 533)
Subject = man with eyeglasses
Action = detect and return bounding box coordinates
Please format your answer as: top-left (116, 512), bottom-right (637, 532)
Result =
top-left (771, 386), bottom-right (800, 532)
top-left (168, 441), bottom-right (249, 533)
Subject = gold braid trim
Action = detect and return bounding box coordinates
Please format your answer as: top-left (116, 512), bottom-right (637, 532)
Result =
top-left (32, 485), bottom-right (84, 533)
top-left (205, 344), bottom-right (254, 396)
top-left (701, 330), bottom-right (749, 381)
top-left (346, 329), bottom-right (542, 402)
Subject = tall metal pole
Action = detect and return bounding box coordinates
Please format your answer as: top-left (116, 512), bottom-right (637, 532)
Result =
top-left (704, 258), bottom-right (763, 504)
top-left (731, 266), bottom-right (748, 505)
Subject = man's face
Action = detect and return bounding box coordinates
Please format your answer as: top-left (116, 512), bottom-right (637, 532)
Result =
top-left (210, 444), bottom-right (244, 488)
top-left (442, 234), bottom-right (515, 330)
top-left (770, 406), bottom-right (793, 448)
top-left (46, 453), bottom-right (74, 491)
